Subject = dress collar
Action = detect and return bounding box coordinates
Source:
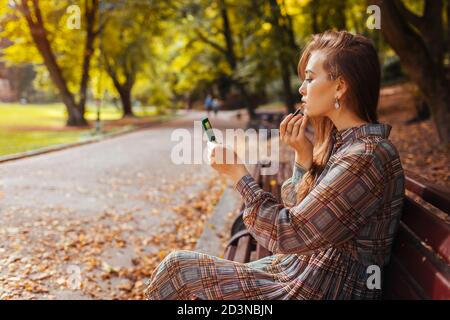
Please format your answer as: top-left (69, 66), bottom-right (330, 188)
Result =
top-left (332, 123), bottom-right (392, 146)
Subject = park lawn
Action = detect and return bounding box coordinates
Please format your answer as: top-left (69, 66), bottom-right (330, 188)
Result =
top-left (0, 103), bottom-right (160, 157)
top-left (0, 129), bottom-right (90, 156)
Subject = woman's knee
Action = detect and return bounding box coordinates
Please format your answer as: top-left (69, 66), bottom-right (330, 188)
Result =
top-left (164, 250), bottom-right (197, 266)
top-left (145, 250), bottom-right (201, 299)
top-left (153, 250), bottom-right (198, 279)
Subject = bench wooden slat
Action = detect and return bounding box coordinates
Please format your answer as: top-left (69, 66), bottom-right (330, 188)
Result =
top-left (391, 224), bottom-right (450, 299)
top-left (233, 235), bottom-right (252, 263)
top-left (402, 197), bottom-right (450, 264)
top-left (224, 244), bottom-right (237, 261)
top-left (261, 173), bottom-right (271, 192)
top-left (256, 243), bottom-right (272, 260)
top-left (227, 229), bottom-right (251, 246)
top-left (405, 170), bottom-right (450, 213)
top-left (249, 250), bottom-right (258, 262)
top-left (383, 256), bottom-right (426, 300)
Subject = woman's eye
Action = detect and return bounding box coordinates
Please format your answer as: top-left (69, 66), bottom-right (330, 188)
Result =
top-left (305, 78), bottom-right (313, 83)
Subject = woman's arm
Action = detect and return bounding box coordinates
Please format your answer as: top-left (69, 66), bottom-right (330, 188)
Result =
top-left (280, 162), bottom-right (307, 207)
top-left (235, 151), bottom-right (384, 255)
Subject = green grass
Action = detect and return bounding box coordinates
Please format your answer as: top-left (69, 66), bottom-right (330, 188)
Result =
top-left (0, 103), bottom-right (162, 157)
top-left (0, 130), bottom-right (90, 156)
top-left (0, 103), bottom-right (158, 126)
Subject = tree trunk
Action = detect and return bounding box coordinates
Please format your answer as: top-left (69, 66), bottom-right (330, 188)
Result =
top-left (236, 83), bottom-right (256, 118)
top-left (268, 0), bottom-right (296, 114)
top-left (103, 53), bottom-right (136, 118)
top-left (310, 0), bottom-right (320, 33)
top-left (280, 57), bottom-right (296, 114)
top-left (427, 77), bottom-right (450, 145)
top-left (370, 0), bottom-right (449, 145)
top-left (78, 0), bottom-right (99, 116)
top-left (118, 86), bottom-right (134, 117)
top-left (446, 0), bottom-right (450, 71)
top-left (219, 0), bottom-right (257, 118)
top-left (19, 0), bottom-right (87, 127)
top-left (335, 0), bottom-right (347, 30)
top-left (67, 107), bottom-right (86, 126)
top-left (219, 0), bottom-right (237, 70)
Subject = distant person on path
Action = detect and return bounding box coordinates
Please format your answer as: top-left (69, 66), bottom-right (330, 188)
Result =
top-left (204, 94), bottom-right (213, 115)
top-left (145, 30), bottom-right (405, 300)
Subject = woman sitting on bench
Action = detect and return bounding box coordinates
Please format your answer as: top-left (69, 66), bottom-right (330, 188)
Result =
top-left (145, 30), bottom-right (405, 300)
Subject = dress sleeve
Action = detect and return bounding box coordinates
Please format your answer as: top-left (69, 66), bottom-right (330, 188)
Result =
top-left (280, 163), bottom-right (307, 207)
top-left (234, 152), bottom-right (384, 255)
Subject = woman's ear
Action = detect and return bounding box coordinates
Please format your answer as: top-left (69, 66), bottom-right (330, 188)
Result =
top-left (335, 76), bottom-right (348, 100)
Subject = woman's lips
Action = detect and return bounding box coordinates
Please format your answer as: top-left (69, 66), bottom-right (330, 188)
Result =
top-left (300, 102), bottom-right (307, 115)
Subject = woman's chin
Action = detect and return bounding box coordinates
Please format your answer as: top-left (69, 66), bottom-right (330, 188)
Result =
top-left (304, 107), bottom-right (324, 118)
top-left (304, 107), bottom-right (312, 116)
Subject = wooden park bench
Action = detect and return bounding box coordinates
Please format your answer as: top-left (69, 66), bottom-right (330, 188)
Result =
top-left (224, 161), bottom-right (450, 300)
top-left (247, 112), bottom-right (285, 132)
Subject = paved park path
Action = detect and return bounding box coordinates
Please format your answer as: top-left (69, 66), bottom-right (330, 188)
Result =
top-left (0, 110), bottom-right (247, 299)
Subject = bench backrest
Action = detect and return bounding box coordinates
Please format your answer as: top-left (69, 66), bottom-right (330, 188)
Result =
top-left (383, 170), bottom-right (450, 300)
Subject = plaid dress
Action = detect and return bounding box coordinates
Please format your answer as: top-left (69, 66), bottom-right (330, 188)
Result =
top-left (145, 123), bottom-right (405, 300)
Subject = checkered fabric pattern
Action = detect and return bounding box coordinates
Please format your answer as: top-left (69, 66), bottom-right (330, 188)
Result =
top-left (145, 123), bottom-right (405, 300)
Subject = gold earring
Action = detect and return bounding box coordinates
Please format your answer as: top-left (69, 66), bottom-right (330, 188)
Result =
top-left (334, 97), bottom-right (340, 109)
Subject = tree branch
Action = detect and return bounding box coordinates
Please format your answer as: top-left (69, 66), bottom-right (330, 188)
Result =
top-left (194, 29), bottom-right (227, 54)
top-left (31, 0), bottom-right (45, 27)
top-left (424, 0), bottom-right (443, 21)
top-left (17, 0), bottom-right (35, 27)
top-left (393, 0), bottom-right (423, 31)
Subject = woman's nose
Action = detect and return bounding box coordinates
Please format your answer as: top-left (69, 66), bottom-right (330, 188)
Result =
top-left (299, 82), bottom-right (306, 96)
